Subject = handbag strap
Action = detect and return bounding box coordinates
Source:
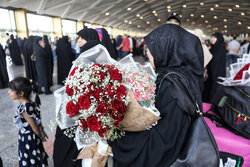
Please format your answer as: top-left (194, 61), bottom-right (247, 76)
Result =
top-left (158, 72), bottom-right (202, 116)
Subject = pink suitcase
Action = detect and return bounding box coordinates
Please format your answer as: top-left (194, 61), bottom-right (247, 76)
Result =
top-left (203, 103), bottom-right (250, 167)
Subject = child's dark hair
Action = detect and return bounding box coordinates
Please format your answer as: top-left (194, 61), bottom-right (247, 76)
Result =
top-left (8, 77), bottom-right (41, 107)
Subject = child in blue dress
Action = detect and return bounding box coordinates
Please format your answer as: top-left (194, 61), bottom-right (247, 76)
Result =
top-left (8, 77), bottom-right (48, 167)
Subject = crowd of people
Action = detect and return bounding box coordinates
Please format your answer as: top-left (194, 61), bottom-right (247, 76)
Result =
top-left (0, 11), bottom-right (249, 167)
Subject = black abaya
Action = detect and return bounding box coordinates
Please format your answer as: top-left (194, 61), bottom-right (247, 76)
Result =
top-left (23, 36), bottom-right (37, 82)
top-left (56, 36), bottom-right (75, 85)
top-left (0, 44), bottom-right (9, 88)
top-left (43, 35), bottom-right (54, 86)
top-left (8, 35), bottom-right (23, 65)
top-left (53, 126), bottom-right (82, 167)
top-left (100, 28), bottom-right (118, 60)
top-left (203, 32), bottom-right (226, 103)
top-left (33, 36), bottom-right (50, 91)
top-left (109, 24), bottom-right (204, 167)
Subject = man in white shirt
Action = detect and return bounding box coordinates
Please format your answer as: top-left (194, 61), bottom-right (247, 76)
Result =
top-left (227, 36), bottom-right (240, 66)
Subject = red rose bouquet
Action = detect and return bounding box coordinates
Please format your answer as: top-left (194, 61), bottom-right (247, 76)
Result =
top-left (65, 63), bottom-right (129, 141)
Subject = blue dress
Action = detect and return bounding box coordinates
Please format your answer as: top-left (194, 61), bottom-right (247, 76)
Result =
top-left (13, 102), bottom-right (48, 167)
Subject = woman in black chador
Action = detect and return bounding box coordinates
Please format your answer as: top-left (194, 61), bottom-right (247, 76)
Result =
top-left (33, 36), bottom-right (52, 94)
top-left (43, 35), bottom-right (54, 86)
top-left (23, 36), bottom-right (37, 82)
top-left (108, 24), bottom-right (205, 167)
top-left (98, 28), bottom-right (118, 60)
top-left (203, 32), bottom-right (226, 103)
top-left (56, 36), bottom-right (74, 85)
top-left (0, 43), bottom-right (9, 88)
top-left (53, 28), bottom-right (100, 167)
top-left (8, 34), bottom-right (23, 65)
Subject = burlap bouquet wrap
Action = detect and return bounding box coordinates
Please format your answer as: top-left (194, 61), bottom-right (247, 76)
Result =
top-left (119, 90), bottom-right (161, 131)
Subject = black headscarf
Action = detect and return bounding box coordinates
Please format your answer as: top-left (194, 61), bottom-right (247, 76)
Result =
top-left (144, 24), bottom-right (204, 115)
top-left (210, 32), bottom-right (226, 54)
top-left (77, 28), bottom-right (100, 54)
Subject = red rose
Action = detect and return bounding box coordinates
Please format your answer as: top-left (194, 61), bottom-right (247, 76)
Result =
top-left (94, 88), bottom-right (103, 101)
top-left (69, 67), bottom-right (78, 76)
top-left (78, 95), bottom-right (91, 109)
top-left (111, 98), bottom-right (127, 114)
top-left (87, 82), bottom-right (96, 96)
top-left (65, 85), bottom-right (74, 96)
top-left (87, 115), bottom-right (100, 131)
top-left (96, 102), bottom-right (108, 115)
top-left (116, 85), bottom-right (127, 98)
top-left (99, 71), bottom-right (105, 82)
top-left (78, 118), bottom-right (87, 132)
top-left (109, 69), bottom-right (122, 82)
top-left (111, 112), bottom-right (124, 127)
top-left (105, 64), bottom-right (115, 71)
top-left (66, 101), bottom-right (80, 118)
top-left (93, 64), bottom-right (101, 68)
top-left (98, 126), bottom-right (109, 138)
top-left (105, 85), bottom-right (115, 98)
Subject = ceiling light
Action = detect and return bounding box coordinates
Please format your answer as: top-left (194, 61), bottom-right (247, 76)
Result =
top-left (205, 20), bottom-right (208, 23)
top-left (200, 2), bottom-right (204, 5)
top-left (144, 0), bottom-right (148, 1)
top-left (214, 16), bottom-right (217, 19)
top-left (168, 9), bottom-right (171, 12)
top-left (224, 25), bottom-right (227, 28)
top-left (224, 19), bottom-right (227, 22)
top-left (225, 30), bottom-right (228, 33)
top-left (127, 8), bottom-right (132, 11)
top-left (183, 4), bottom-right (187, 8)
top-left (235, 4), bottom-right (240, 8)
top-left (167, 6), bottom-right (171, 9)
top-left (215, 4), bottom-right (219, 7)
top-left (248, 26), bottom-right (250, 30)
top-left (179, 14), bottom-right (182, 18)
top-left (146, 21), bottom-right (150, 24)
top-left (136, 14), bottom-right (140, 17)
top-left (154, 13), bottom-right (158, 16)
top-left (238, 21), bottom-right (242, 25)
top-left (190, 14), bottom-right (194, 17)
top-left (157, 19), bottom-right (161, 22)
top-left (137, 25), bottom-right (140, 28)
top-left (210, 8), bottom-right (214, 11)
top-left (140, 16), bottom-right (143, 19)
top-left (207, 25), bottom-right (211, 28)
top-left (191, 21), bottom-right (195, 25)
top-left (241, 12), bottom-right (245, 16)
top-left (128, 21), bottom-right (132, 24)
top-left (228, 8), bottom-right (232, 12)
top-left (152, 11), bottom-right (156, 14)
top-left (186, 18), bottom-right (190, 21)
top-left (105, 12), bottom-right (110, 16)
top-left (124, 20), bottom-right (128, 23)
top-left (201, 15), bottom-right (204, 18)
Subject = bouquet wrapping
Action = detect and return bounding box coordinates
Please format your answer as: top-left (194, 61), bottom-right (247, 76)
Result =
top-left (54, 44), bottom-right (160, 166)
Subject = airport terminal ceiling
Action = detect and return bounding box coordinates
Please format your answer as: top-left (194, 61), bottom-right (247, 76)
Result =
top-left (0, 0), bottom-right (249, 36)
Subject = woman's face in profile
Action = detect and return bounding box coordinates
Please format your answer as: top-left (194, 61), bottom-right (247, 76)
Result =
top-left (211, 36), bottom-right (217, 45)
top-left (147, 49), bottom-right (155, 70)
top-left (77, 37), bottom-right (87, 47)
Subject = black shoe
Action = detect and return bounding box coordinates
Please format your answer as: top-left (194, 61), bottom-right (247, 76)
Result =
top-left (45, 90), bottom-right (52, 95)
